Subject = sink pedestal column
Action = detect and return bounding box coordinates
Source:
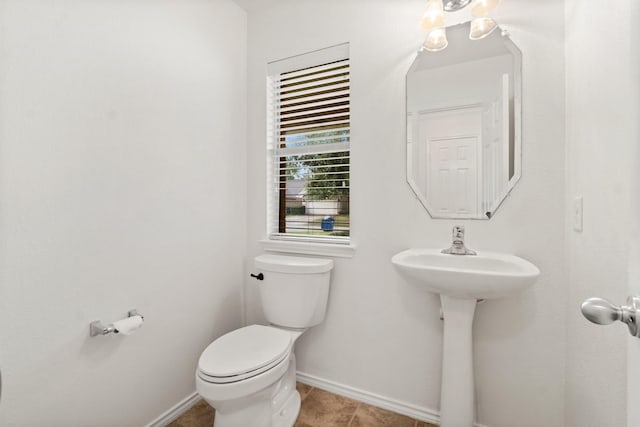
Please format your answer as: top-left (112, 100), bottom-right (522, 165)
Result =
top-left (439, 295), bottom-right (477, 427)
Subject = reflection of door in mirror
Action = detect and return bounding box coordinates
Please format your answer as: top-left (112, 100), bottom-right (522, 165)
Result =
top-left (410, 72), bottom-right (510, 218)
top-left (482, 73), bottom-right (510, 214)
top-left (418, 107), bottom-right (481, 217)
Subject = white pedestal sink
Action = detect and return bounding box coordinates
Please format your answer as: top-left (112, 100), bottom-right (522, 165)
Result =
top-left (391, 248), bottom-right (540, 427)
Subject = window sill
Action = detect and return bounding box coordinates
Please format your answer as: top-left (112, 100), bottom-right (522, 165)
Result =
top-left (259, 239), bottom-right (356, 258)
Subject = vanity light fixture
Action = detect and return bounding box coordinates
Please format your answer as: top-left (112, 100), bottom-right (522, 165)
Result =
top-left (469, 16), bottom-right (498, 40)
top-left (469, 0), bottom-right (499, 39)
top-left (420, 0), bottom-right (501, 51)
top-left (470, 0), bottom-right (499, 16)
top-left (420, 0), bottom-right (445, 31)
top-left (443, 0), bottom-right (472, 12)
top-left (420, 0), bottom-right (448, 52)
top-left (423, 28), bottom-right (449, 52)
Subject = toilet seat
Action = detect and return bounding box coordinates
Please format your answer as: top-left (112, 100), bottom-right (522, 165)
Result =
top-left (198, 325), bottom-right (292, 385)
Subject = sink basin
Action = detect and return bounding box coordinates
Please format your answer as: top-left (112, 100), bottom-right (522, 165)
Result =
top-left (391, 248), bottom-right (540, 299)
top-left (392, 247), bottom-right (540, 426)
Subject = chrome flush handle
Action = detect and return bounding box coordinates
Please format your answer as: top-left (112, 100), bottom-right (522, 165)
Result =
top-left (581, 296), bottom-right (640, 338)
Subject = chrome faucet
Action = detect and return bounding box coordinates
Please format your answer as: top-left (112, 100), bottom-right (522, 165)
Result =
top-left (441, 226), bottom-right (477, 256)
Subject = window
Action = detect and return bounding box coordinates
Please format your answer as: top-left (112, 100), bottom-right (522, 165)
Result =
top-left (267, 44), bottom-right (350, 244)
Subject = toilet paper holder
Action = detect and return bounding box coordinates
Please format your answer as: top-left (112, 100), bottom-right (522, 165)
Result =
top-left (90, 309), bottom-right (144, 337)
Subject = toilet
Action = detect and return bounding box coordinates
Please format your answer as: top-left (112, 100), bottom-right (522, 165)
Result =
top-left (195, 254), bottom-right (333, 427)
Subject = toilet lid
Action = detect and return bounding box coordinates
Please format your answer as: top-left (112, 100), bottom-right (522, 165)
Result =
top-left (198, 325), bottom-right (292, 379)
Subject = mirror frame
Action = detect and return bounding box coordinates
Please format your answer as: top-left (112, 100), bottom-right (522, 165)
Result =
top-left (405, 22), bottom-right (523, 220)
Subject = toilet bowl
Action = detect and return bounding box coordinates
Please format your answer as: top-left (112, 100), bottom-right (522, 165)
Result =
top-left (195, 254), bottom-right (333, 427)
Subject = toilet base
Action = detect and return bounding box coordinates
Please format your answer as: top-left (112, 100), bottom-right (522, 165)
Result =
top-left (206, 353), bottom-right (300, 427)
top-left (271, 387), bottom-right (300, 427)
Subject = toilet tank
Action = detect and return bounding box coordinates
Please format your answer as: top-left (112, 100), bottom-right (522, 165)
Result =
top-left (254, 254), bottom-right (333, 329)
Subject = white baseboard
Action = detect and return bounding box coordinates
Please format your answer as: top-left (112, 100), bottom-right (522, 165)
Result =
top-left (144, 374), bottom-right (489, 427)
top-left (145, 391), bottom-right (201, 427)
top-left (296, 371), bottom-right (488, 427)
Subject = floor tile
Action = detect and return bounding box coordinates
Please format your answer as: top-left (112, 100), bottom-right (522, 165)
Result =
top-left (169, 384), bottom-right (432, 427)
top-left (297, 382), bottom-right (314, 401)
top-left (167, 400), bottom-right (214, 427)
top-left (349, 403), bottom-right (417, 427)
top-left (294, 388), bottom-right (359, 427)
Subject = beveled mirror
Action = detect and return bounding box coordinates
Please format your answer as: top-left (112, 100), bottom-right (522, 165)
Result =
top-left (406, 22), bottom-right (522, 219)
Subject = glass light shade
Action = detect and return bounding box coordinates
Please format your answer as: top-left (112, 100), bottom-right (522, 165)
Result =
top-left (470, 0), bottom-right (499, 17)
top-left (469, 17), bottom-right (498, 40)
top-left (423, 28), bottom-right (448, 52)
top-left (420, 0), bottom-right (445, 32)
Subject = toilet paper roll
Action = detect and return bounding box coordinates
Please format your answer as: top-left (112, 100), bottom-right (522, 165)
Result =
top-left (113, 315), bottom-right (143, 336)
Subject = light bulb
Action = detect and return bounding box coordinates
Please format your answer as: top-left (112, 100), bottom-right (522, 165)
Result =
top-left (470, 0), bottom-right (499, 17)
top-left (469, 17), bottom-right (497, 40)
top-left (420, 0), bottom-right (445, 32)
top-left (423, 28), bottom-right (448, 52)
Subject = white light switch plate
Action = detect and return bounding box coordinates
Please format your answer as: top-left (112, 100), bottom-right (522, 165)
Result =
top-left (573, 196), bottom-right (583, 232)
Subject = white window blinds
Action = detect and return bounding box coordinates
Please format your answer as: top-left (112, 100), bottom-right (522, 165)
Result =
top-left (267, 44), bottom-right (350, 243)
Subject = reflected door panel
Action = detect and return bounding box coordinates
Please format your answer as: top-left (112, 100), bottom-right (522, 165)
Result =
top-left (427, 137), bottom-right (479, 216)
top-left (418, 107), bottom-right (482, 218)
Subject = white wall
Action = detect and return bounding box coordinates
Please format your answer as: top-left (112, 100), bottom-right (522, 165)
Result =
top-left (407, 54), bottom-right (512, 112)
top-left (629, 4), bottom-right (640, 426)
top-left (627, 2), bottom-right (640, 427)
top-left (564, 1), bottom-right (637, 426)
top-left (244, 1), bottom-right (566, 426)
top-left (0, 1), bottom-right (246, 425)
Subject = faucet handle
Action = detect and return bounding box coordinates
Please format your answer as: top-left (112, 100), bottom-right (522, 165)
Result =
top-left (453, 226), bottom-right (465, 239)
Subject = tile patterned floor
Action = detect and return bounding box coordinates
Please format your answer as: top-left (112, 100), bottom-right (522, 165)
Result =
top-left (168, 383), bottom-right (437, 427)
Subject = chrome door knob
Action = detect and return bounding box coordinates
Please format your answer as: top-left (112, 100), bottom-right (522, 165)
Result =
top-left (581, 298), bottom-right (623, 325)
top-left (581, 296), bottom-right (640, 337)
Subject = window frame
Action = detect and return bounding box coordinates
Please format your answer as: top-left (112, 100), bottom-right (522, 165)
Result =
top-left (265, 44), bottom-right (353, 253)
